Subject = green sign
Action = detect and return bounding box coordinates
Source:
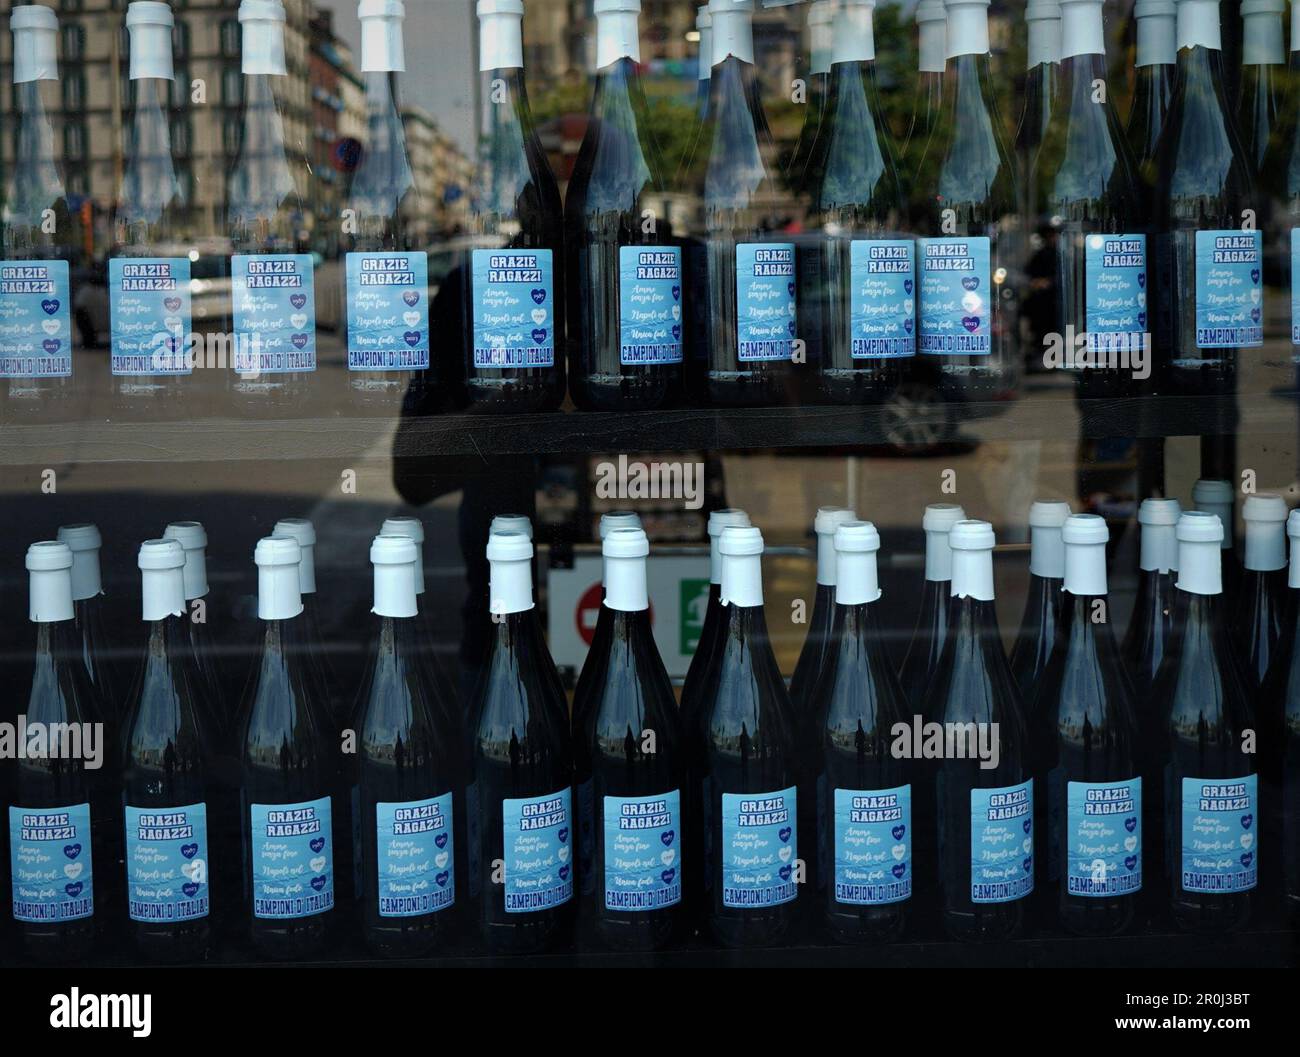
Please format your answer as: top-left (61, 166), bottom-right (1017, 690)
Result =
top-left (680, 577), bottom-right (710, 657)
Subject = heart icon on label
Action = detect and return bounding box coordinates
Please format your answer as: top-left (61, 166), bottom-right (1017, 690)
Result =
top-left (778, 864), bottom-right (792, 882)
top-left (183, 882), bottom-right (200, 897)
top-left (671, 305), bottom-right (681, 321)
top-left (403, 311), bottom-right (420, 327)
top-left (164, 316), bottom-right (182, 332)
top-left (1251, 268), bottom-right (1260, 284)
top-left (1240, 852), bottom-right (1254, 868)
top-left (530, 288), bottom-right (546, 304)
top-left (403, 290), bottom-right (420, 306)
top-left (904, 319), bottom-right (914, 334)
top-left (65, 882), bottom-right (83, 898)
top-left (891, 825), bottom-right (906, 841)
top-left (1251, 308), bottom-right (1261, 322)
top-left (403, 331), bottom-right (422, 346)
top-left (1241, 833), bottom-right (1253, 849)
top-left (778, 846), bottom-right (793, 863)
top-left (310, 875), bottom-right (328, 891)
top-left (557, 845), bottom-right (570, 863)
top-left (531, 328), bottom-right (548, 344)
top-left (661, 868), bottom-right (677, 885)
top-left (1137, 292), bottom-right (1147, 306)
top-left (1125, 816), bottom-right (1137, 832)
top-left (42, 338), bottom-right (61, 354)
top-left (1251, 288), bottom-right (1261, 304)
top-left (1125, 855), bottom-right (1138, 871)
top-left (660, 830), bottom-right (675, 847)
top-left (1137, 273), bottom-right (1146, 287)
top-left (291, 333), bottom-right (310, 349)
top-left (531, 308), bottom-right (547, 325)
top-left (290, 313), bottom-right (308, 329)
top-left (64, 863), bottom-right (83, 880)
top-left (778, 827), bottom-right (792, 843)
top-left (1023, 838), bottom-right (1032, 854)
top-left (1241, 814), bottom-right (1254, 829)
top-left (661, 850), bottom-right (676, 866)
top-left (1124, 836), bottom-right (1138, 852)
top-left (434, 832), bottom-right (449, 849)
top-left (1022, 857), bottom-right (1033, 872)
top-left (556, 827), bottom-right (569, 844)
top-left (435, 852), bottom-right (449, 869)
top-left (181, 843), bottom-right (199, 859)
top-left (309, 856), bottom-right (326, 873)
top-left (672, 324), bottom-right (682, 340)
top-left (892, 863), bottom-right (907, 879)
top-left (903, 279), bottom-right (914, 295)
top-left (310, 837), bottom-right (325, 853)
top-left (164, 296), bottom-right (182, 312)
top-left (787, 320), bottom-right (796, 335)
top-left (181, 861), bottom-right (201, 881)
top-left (290, 293), bottom-right (307, 310)
top-left (1023, 818), bottom-right (1032, 834)
top-left (892, 844), bottom-right (906, 861)
top-left (42, 320), bottom-right (60, 336)
top-left (962, 276), bottom-right (980, 292)
top-left (1138, 312), bottom-right (1148, 327)
top-left (961, 316), bottom-right (980, 333)
top-left (558, 864), bottom-right (571, 881)
top-left (435, 870), bottom-right (450, 887)
top-left (671, 285), bottom-right (681, 300)
top-left (41, 298), bottom-right (60, 315)
top-left (63, 844), bottom-right (81, 860)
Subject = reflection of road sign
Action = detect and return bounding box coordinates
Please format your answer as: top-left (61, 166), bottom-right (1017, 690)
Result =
top-left (333, 137), bottom-right (363, 172)
top-left (680, 578), bottom-right (709, 656)
top-left (576, 583), bottom-right (602, 646)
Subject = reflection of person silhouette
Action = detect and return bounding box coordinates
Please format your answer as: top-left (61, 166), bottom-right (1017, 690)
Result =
top-left (1022, 224), bottom-right (1058, 369)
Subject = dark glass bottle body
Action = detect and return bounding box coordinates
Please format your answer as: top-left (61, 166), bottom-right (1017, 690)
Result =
top-left (1258, 54), bottom-right (1300, 373)
top-left (1237, 58), bottom-right (1281, 173)
top-left (1015, 58), bottom-right (1056, 249)
top-left (680, 578), bottom-right (722, 920)
top-left (786, 70), bottom-right (827, 195)
top-left (1009, 572), bottom-right (1063, 704)
top-left (1234, 565), bottom-right (1288, 691)
top-left (902, 69), bottom-right (944, 188)
top-left (1126, 61), bottom-right (1176, 201)
top-left (1277, 606), bottom-right (1300, 912)
top-left (789, 580), bottom-right (834, 898)
top-left (899, 578), bottom-right (952, 707)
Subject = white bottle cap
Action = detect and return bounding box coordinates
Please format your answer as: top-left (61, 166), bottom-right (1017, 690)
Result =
top-left (814, 506), bottom-right (858, 586)
top-left (163, 521), bottom-right (210, 601)
top-left (832, 0), bottom-right (876, 66)
top-left (360, 0), bottom-right (406, 73)
top-left (949, 520), bottom-right (996, 601)
top-left (922, 503), bottom-right (967, 582)
top-left (834, 521), bottom-right (882, 606)
top-left (603, 527), bottom-right (650, 612)
top-left (126, 1), bottom-right (175, 82)
top-left (1241, 493), bottom-right (1287, 571)
top-left (1062, 514), bottom-right (1109, 596)
top-left (488, 530), bottom-right (534, 615)
top-left (944, 0), bottom-right (991, 59)
top-left (1287, 509), bottom-right (1300, 588)
top-left (1241, 0), bottom-right (1285, 65)
top-left (490, 513), bottom-right (533, 539)
top-left (696, 5), bottom-right (713, 80)
top-left (809, 0), bottom-right (836, 73)
top-left (1026, 0), bottom-right (1063, 67)
top-left (595, 0), bottom-right (641, 67)
top-left (1191, 479), bottom-right (1234, 550)
top-left (1028, 499), bottom-right (1071, 578)
top-left (241, 0), bottom-right (289, 76)
top-left (56, 523), bottom-right (103, 601)
top-left (381, 516), bottom-right (426, 597)
top-left (719, 524), bottom-right (764, 608)
top-left (11, 4), bottom-right (59, 84)
top-left (708, 508), bottom-right (751, 584)
top-left (1059, 0), bottom-right (1106, 60)
top-left (1135, 0), bottom-right (1178, 65)
top-left (1138, 497), bottom-right (1182, 572)
top-left (27, 541), bottom-right (75, 624)
top-left (138, 538), bottom-right (186, 622)
top-left (916, 0), bottom-right (947, 73)
top-left (1176, 0), bottom-right (1222, 52)
top-left (478, 0), bottom-right (524, 72)
top-left (600, 510), bottom-right (642, 538)
top-left (371, 533), bottom-right (419, 619)
top-left (273, 518), bottom-right (318, 595)
top-left (709, 0), bottom-right (755, 66)
top-left (255, 535), bottom-right (304, 620)
top-left (1176, 510), bottom-right (1224, 595)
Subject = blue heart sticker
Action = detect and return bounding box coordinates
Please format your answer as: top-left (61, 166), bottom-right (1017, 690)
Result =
top-left (891, 825), bottom-right (906, 841)
top-left (661, 868), bottom-right (676, 885)
top-left (1022, 857), bottom-right (1032, 872)
top-left (43, 339), bottom-right (61, 353)
top-left (558, 827), bottom-right (569, 844)
top-left (660, 830), bottom-right (675, 847)
top-left (434, 833), bottom-right (448, 849)
top-left (530, 288), bottom-right (546, 304)
top-left (404, 330), bottom-right (422, 346)
top-left (436, 870), bottom-right (450, 887)
top-left (65, 882), bottom-right (83, 897)
top-left (1241, 852), bottom-right (1254, 868)
top-left (778, 826), bottom-right (792, 843)
top-left (531, 328), bottom-right (547, 344)
top-left (1124, 855), bottom-right (1137, 871)
top-left (41, 298), bottom-right (60, 315)
top-left (778, 864), bottom-right (792, 881)
top-left (290, 293), bottom-right (308, 310)
top-left (558, 864), bottom-right (571, 881)
top-left (63, 844), bottom-right (81, 860)
top-left (403, 290), bottom-right (420, 306)
top-left (962, 276), bottom-right (979, 291)
top-left (891, 863), bottom-right (906, 879)
top-left (903, 279), bottom-right (914, 295)
top-left (181, 843), bottom-right (198, 859)
top-left (183, 882), bottom-right (200, 897)
top-left (310, 875), bottom-right (328, 891)
top-left (1022, 818), bottom-right (1032, 834)
top-left (1241, 814), bottom-right (1253, 829)
top-left (671, 285), bottom-right (680, 300)
top-left (310, 837), bottom-right (325, 853)
top-left (291, 333), bottom-right (310, 348)
top-left (1124, 817), bottom-right (1137, 833)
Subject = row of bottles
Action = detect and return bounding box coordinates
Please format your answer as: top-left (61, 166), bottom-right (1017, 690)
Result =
top-left (7, 486), bottom-right (1298, 962)
top-left (7, 0), bottom-right (1300, 421)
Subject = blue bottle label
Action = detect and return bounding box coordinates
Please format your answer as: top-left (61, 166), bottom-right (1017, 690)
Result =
top-left (918, 236), bottom-right (991, 355)
top-left (1291, 228), bottom-right (1300, 346)
top-left (1193, 229), bottom-right (1263, 348)
top-left (832, 784), bottom-right (912, 906)
top-left (1180, 775), bottom-right (1257, 894)
top-left (125, 802), bottom-right (209, 923)
top-left (1083, 233), bottom-right (1148, 354)
top-left (0, 260), bottom-right (73, 378)
top-left (249, 796), bottom-right (334, 919)
top-left (471, 248), bottom-right (555, 367)
top-left (9, 803), bottom-right (94, 923)
top-left (602, 790), bottom-right (682, 912)
top-left (735, 242), bottom-right (797, 361)
top-left (576, 777), bottom-right (596, 897)
top-left (109, 257), bottom-right (192, 375)
top-left (848, 239), bottom-right (916, 358)
top-left (345, 251), bottom-right (429, 371)
top-left (1066, 778), bottom-right (1142, 897)
top-left (231, 253), bottom-right (316, 374)
top-left (501, 786), bottom-right (573, 913)
top-left (618, 245), bottom-right (683, 365)
top-left (969, 780), bottom-right (1034, 903)
top-left (720, 786), bottom-right (797, 908)
top-left (375, 793), bottom-right (454, 917)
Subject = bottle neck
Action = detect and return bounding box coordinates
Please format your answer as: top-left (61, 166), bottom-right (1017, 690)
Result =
top-left (596, 10), bottom-right (641, 67)
top-left (29, 567), bottom-right (74, 624)
top-left (836, 550), bottom-right (881, 606)
top-left (1140, 523), bottom-right (1179, 572)
top-left (1242, 11), bottom-right (1284, 67)
top-left (1136, 12), bottom-right (1177, 66)
top-left (1029, 526), bottom-right (1065, 579)
top-left (1243, 520), bottom-right (1286, 571)
top-left (604, 555), bottom-right (649, 613)
top-left (258, 564), bottom-right (303, 621)
top-left (946, 4), bottom-right (990, 58)
top-left (951, 549), bottom-right (995, 602)
top-left (1059, 2), bottom-right (1104, 61)
top-left (816, 531), bottom-right (837, 586)
top-left (712, 8), bottom-right (755, 66)
top-left (831, 4), bottom-right (874, 65)
top-left (1027, 18), bottom-right (1061, 68)
top-left (141, 566), bottom-right (185, 622)
top-left (720, 551), bottom-right (763, 609)
top-left (373, 565), bottom-right (418, 619)
top-left (489, 557), bottom-right (534, 615)
top-left (480, 11), bottom-right (524, 71)
top-left (918, 19), bottom-right (946, 73)
top-left (1176, 538), bottom-right (1223, 596)
top-left (68, 550), bottom-right (102, 602)
top-left (242, 20), bottom-right (288, 76)
top-left (1177, 0), bottom-right (1222, 51)
top-left (1064, 541), bottom-right (1107, 596)
top-left (924, 529), bottom-right (954, 582)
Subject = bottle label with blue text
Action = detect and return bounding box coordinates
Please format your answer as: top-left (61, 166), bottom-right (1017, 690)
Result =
top-left (1066, 778), bottom-right (1142, 898)
top-left (376, 793), bottom-right (454, 917)
top-left (345, 252), bottom-right (429, 371)
top-left (249, 797), bottom-right (334, 919)
top-left (1194, 230), bottom-right (1263, 348)
top-left (471, 248), bottom-right (555, 368)
top-left (109, 257), bottom-right (192, 375)
top-left (833, 784), bottom-right (911, 905)
top-left (720, 786), bottom-right (797, 908)
top-left (848, 240), bottom-right (916, 358)
top-left (1084, 233), bottom-right (1148, 354)
top-left (232, 254), bottom-right (316, 374)
top-left (735, 242), bottom-right (797, 361)
top-left (1180, 775), bottom-right (1257, 894)
top-left (919, 237), bottom-right (991, 355)
top-left (501, 786), bottom-right (573, 913)
top-left (1291, 229), bottom-right (1300, 346)
top-left (602, 790), bottom-right (682, 912)
top-left (618, 245), bottom-right (683, 365)
top-left (8, 802), bottom-right (94, 923)
top-left (0, 260), bottom-right (73, 378)
top-left (125, 802), bottom-right (209, 923)
top-left (969, 780), bottom-right (1034, 903)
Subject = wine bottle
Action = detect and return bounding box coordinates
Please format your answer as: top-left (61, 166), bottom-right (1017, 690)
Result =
top-left (1032, 0), bottom-right (1151, 399)
top-left (817, 520), bottom-right (912, 941)
top-left (786, 0), bottom-right (834, 195)
top-left (162, 521), bottom-right (222, 721)
top-left (1236, 0), bottom-right (1285, 173)
top-left (901, 0), bottom-right (946, 177)
top-left (803, 0), bottom-right (913, 405)
top-left (1010, 498), bottom-right (1070, 702)
top-left (110, 2), bottom-right (194, 418)
top-left (122, 538), bottom-right (217, 962)
top-left (574, 527), bottom-right (685, 950)
top-left (8, 541), bottom-right (101, 962)
top-left (353, 533), bottom-right (460, 956)
top-left (344, 0), bottom-right (430, 415)
top-left (1031, 515), bottom-right (1141, 936)
top-left (695, 524), bottom-right (800, 946)
top-left (1278, 510), bottom-right (1300, 913)
top-left (1192, 477), bottom-right (1241, 601)
top-left (1234, 493), bottom-right (1288, 691)
top-left (686, 0), bottom-right (797, 407)
top-left (237, 535), bottom-right (340, 957)
top-left (0, 5), bottom-right (76, 419)
top-left (462, 0), bottom-right (566, 412)
top-left (226, 0), bottom-right (316, 416)
top-left (1015, 0), bottom-right (1060, 231)
top-left (899, 502), bottom-right (966, 706)
top-left (1121, 497), bottom-right (1182, 697)
top-left (1154, 510), bottom-right (1257, 931)
top-left (695, 5), bottom-right (713, 118)
top-left (565, 0), bottom-right (683, 412)
top-left (273, 518), bottom-right (347, 728)
top-left (1127, 0), bottom-right (1178, 203)
top-left (913, 0), bottom-right (1021, 395)
top-left (55, 524), bottom-right (118, 717)
top-left (470, 529), bottom-right (574, 952)
top-left (927, 520), bottom-right (1033, 941)
top-left (1154, 0), bottom-right (1260, 396)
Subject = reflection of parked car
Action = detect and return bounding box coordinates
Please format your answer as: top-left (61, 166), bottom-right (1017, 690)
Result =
top-left (878, 356), bottom-right (1018, 455)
